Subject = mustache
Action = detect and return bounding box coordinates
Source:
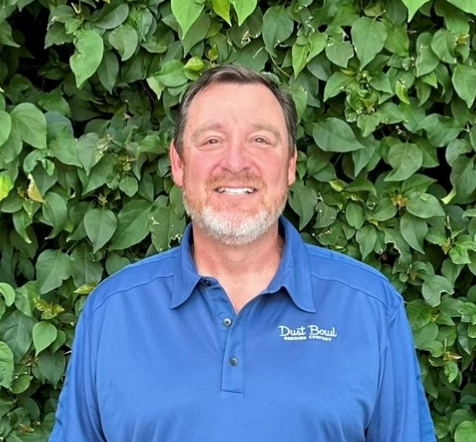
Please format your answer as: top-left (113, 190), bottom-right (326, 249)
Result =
top-left (206, 171), bottom-right (264, 190)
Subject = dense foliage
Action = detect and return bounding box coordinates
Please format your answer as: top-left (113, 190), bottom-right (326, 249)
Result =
top-left (1, 0), bottom-right (476, 440)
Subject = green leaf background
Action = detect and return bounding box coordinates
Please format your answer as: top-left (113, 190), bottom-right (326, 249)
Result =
top-left (0, 0), bottom-right (475, 440)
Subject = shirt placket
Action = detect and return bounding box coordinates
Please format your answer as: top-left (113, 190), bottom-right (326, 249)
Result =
top-left (201, 277), bottom-right (246, 395)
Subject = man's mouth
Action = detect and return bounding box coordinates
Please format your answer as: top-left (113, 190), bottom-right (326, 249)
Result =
top-left (216, 187), bottom-right (255, 195)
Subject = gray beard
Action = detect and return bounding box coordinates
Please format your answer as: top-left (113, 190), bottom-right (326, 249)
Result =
top-left (182, 194), bottom-right (287, 246)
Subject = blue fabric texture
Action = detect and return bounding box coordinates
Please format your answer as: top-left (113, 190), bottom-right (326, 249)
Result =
top-left (50, 217), bottom-right (435, 441)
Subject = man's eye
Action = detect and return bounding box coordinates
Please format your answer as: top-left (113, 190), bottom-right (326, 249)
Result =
top-left (205, 139), bottom-right (219, 145)
top-left (254, 137), bottom-right (268, 144)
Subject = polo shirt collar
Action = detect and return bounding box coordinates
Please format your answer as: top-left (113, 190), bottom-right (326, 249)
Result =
top-left (270, 217), bottom-right (317, 313)
top-left (170, 224), bottom-right (201, 308)
top-left (170, 217), bottom-right (316, 313)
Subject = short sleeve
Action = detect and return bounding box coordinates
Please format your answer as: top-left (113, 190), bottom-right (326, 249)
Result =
top-left (366, 295), bottom-right (436, 441)
top-left (49, 312), bottom-right (106, 442)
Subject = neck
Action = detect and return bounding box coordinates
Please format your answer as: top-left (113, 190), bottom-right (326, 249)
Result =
top-left (192, 222), bottom-right (284, 312)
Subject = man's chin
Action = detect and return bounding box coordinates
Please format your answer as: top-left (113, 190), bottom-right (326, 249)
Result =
top-left (192, 211), bottom-right (280, 246)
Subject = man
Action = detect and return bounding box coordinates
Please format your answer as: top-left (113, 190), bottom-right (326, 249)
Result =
top-left (50, 65), bottom-right (435, 441)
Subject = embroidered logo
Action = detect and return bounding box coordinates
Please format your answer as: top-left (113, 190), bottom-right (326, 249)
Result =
top-left (278, 325), bottom-right (338, 342)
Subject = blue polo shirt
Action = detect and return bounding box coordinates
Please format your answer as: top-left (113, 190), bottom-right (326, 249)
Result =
top-left (50, 217), bottom-right (435, 441)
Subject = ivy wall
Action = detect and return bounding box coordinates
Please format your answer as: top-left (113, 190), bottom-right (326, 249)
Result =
top-left (0, 0), bottom-right (476, 440)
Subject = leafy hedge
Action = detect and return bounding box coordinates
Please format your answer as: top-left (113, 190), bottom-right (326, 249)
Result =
top-left (1, 0), bottom-right (476, 440)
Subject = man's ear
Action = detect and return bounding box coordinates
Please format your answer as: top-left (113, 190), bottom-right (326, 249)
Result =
top-left (170, 141), bottom-right (184, 187)
top-left (287, 148), bottom-right (297, 186)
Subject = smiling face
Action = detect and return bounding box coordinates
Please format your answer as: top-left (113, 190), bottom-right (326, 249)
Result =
top-left (170, 82), bottom-right (297, 246)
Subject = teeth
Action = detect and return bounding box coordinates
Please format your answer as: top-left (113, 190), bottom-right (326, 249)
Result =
top-left (217, 187), bottom-right (254, 194)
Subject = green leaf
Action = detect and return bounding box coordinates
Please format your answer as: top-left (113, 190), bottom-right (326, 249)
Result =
top-left (455, 420), bottom-right (476, 442)
top-left (1, 311), bottom-right (35, 362)
top-left (106, 253), bottom-right (130, 276)
top-left (43, 192), bottom-right (68, 239)
top-left (70, 29), bottom-right (104, 88)
top-left (79, 156), bottom-right (115, 195)
top-left (384, 21), bottom-right (409, 57)
top-left (450, 157), bottom-right (476, 201)
top-left (346, 202), bottom-right (365, 229)
top-left (77, 133), bottom-right (102, 175)
top-left (152, 60), bottom-right (188, 88)
top-left (262, 6), bottom-right (294, 57)
top-left (325, 38), bottom-right (354, 68)
top-left (452, 64), bottom-right (476, 108)
top-left (0, 172), bottom-right (14, 203)
top-left (407, 301), bottom-right (432, 329)
top-left (308, 32), bottom-right (327, 61)
top-left (36, 249), bottom-right (70, 294)
top-left (313, 201), bottom-right (338, 228)
top-left (399, 98), bottom-right (426, 133)
top-left (435, 0), bottom-right (470, 34)
top-left (413, 322), bottom-right (439, 347)
top-left (420, 114), bottom-right (463, 147)
top-left (10, 103), bottom-right (47, 149)
top-left (109, 199), bottom-right (152, 250)
top-left (97, 51), bottom-right (119, 94)
top-left (93, 2), bottom-right (129, 30)
top-left (415, 33), bottom-right (440, 77)
top-left (292, 41), bottom-right (308, 78)
top-left (230, 0), bottom-right (258, 26)
top-left (184, 56), bottom-right (205, 72)
top-left (84, 208), bottom-right (117, 253)
top-left (0, 110), bottom-right (11, 147)
top-left (357, 114), bottom-right (379, 138)
top-left (395, 80), bottom-right (410, 104)
top-left (0, 283), bottom-right (15, 307)
top-left (400, 213), bottom-right (428, 253)
top-left (149, 205), bottom-right (186, 252)
top-left (401, 0), bottom-right (432, 21)
top-left (312, 118), bottom-right (364, 152)
top-left (372, 197), bottom-right (397, 221)
top-left (0, 21), bottom-right (20, 47)
top-left (323, 71), bottom-right (354, 102)
top-left (171, 0), bottom-right (204, 37)
top-left (431, 29), bottom-right (457, 64)
top-left (356, 225), bottom-right (377, 259)
top-left (447, 0), bottom-right (476, 15)
top-left (119, 175), bottom-right (138, 197)
top-left (70, 243), bottom-right (103, 287)
top-left (32, 322), bottom-right (57, 355)
top-left (37, 350), bottom-right (65, 388)
top-left (182, 13), bottom-right (211, 55)
top-left (49, 133), bottom-right (81, 167)
top-left (212, 0), bottom-right (231, 25)
top-left (351, 17), bottom-right (387, 69)
top-left (0, 342), bottom-right (14, 389)
top-left (385, 143), bottom-right (423, 181)
top-left (406, 193), bottom-right (445, 219)
top-left (289, 181), bottom-right (317, 230)
top-left (109, 24), bottom-right (138, 62)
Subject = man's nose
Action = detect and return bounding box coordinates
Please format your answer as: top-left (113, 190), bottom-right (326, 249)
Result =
top-left (220, 138), bottom-right (252, 172)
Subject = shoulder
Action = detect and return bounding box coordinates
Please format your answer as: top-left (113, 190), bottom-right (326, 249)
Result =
top-left (82, 247), bottom-right (180, 316)
top-left (304, 243), bottom-right (403, 315)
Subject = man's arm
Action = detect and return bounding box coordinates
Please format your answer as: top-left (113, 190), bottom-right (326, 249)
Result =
top-left (366, 297), bottom-right (436, 441)
top-left (49, 312), bottom-right (106, 441)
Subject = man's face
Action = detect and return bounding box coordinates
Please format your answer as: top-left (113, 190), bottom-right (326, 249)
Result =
top-left (170, 82), bottom-right (297, 245)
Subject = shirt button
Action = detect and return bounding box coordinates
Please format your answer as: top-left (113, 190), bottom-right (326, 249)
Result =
top-left (223, 318), bottom-right (233, 327)
top-left (230, 357), bottom-right (238, 366)
top-left (202, 278), bottom-right (211, 286)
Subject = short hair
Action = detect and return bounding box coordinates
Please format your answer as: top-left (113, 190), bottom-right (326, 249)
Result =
top-left (173, 65), bottom-right (297, 158)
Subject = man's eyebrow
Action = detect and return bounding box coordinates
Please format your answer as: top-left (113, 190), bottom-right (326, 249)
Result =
top-left (190, 123), bottom-right (226, 141)
top-left (250, 122), bottom-right (283, 142)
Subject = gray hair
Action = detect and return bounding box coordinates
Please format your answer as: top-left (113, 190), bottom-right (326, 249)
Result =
top-left (173, 65), bottom-right (297, 158)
